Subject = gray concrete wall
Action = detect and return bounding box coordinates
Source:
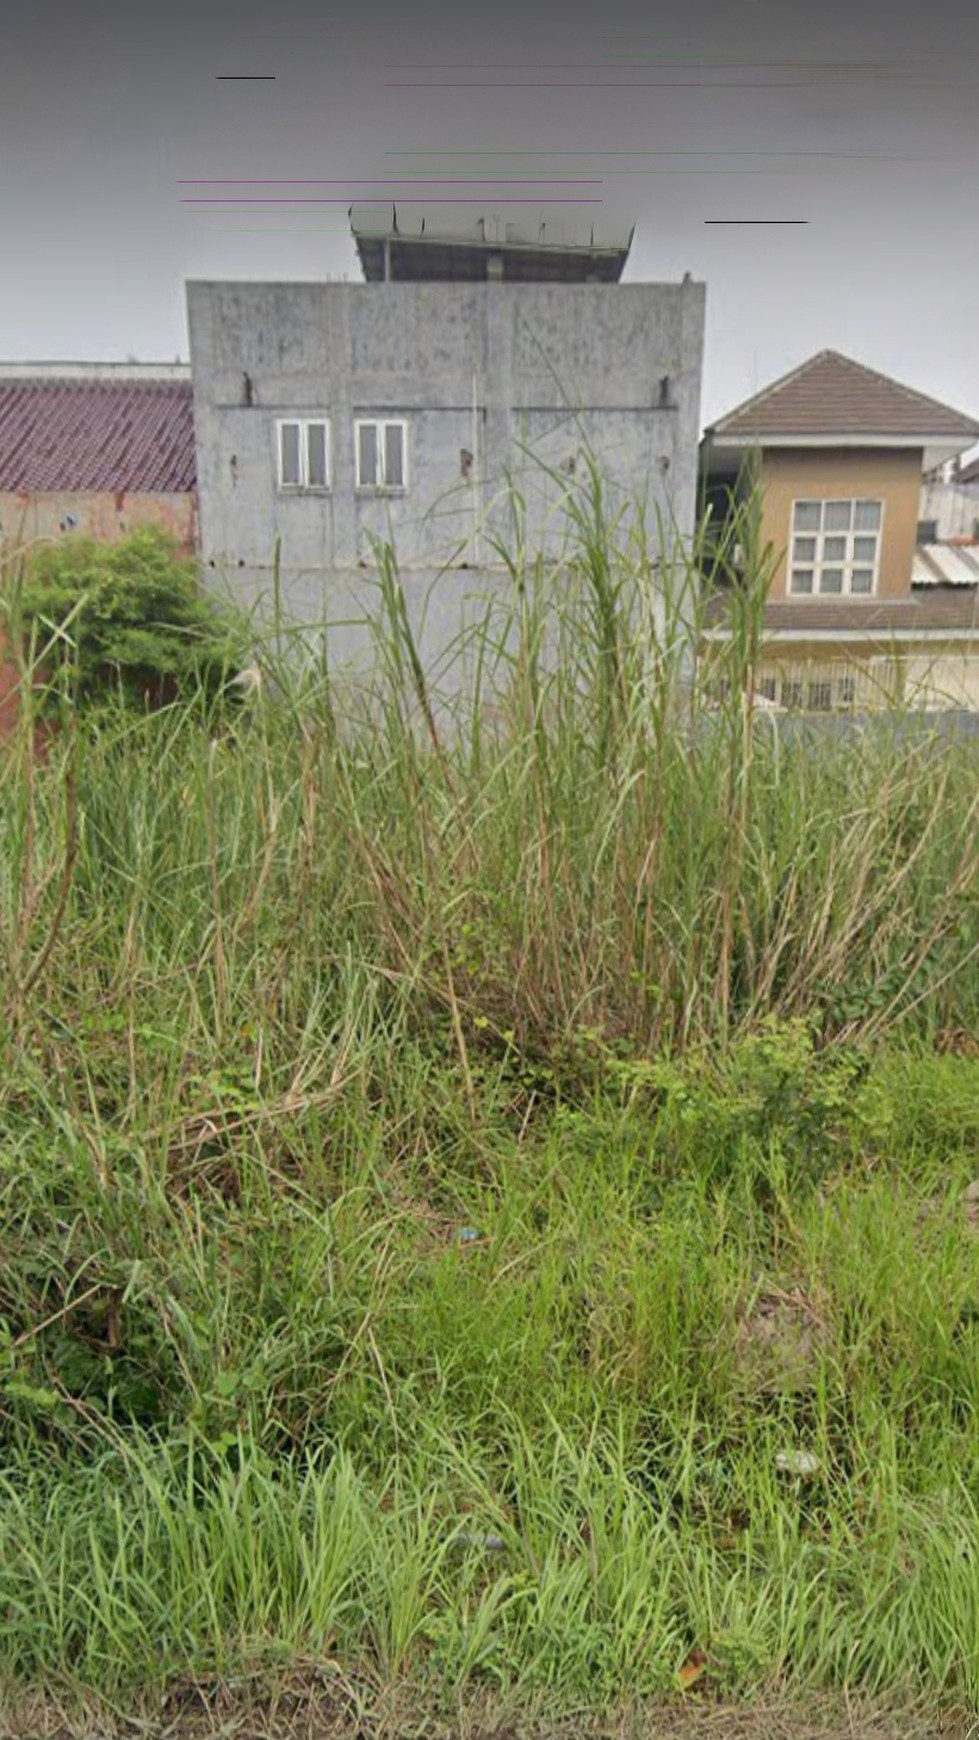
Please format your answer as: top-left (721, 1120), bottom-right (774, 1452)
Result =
top-left (187, 276), bottom-right (706, 671)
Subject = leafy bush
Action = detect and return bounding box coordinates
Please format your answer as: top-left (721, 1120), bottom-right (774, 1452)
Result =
top-left (8, 525), bottom-right (255, 719)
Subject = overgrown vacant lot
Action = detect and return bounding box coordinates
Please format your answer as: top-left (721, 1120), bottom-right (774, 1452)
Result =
top-left (1, 489), bottom-right (979, 1734)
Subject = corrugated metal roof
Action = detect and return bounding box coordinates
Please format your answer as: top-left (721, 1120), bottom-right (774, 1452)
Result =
top-left (349, 206), bottom-right (634, 251)
top-left (349, 205), bottom-right (635, 282)
top-left (0, 378), bottom-right (196, 493)
top-left (912, 543), bottom-right (979, 585)
top-left (705, 350), bottom-right (979, 443)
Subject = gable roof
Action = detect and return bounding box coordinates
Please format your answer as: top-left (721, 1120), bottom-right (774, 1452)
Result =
top-left (0, 376), bottom-right (197, 493)
top-left (706, 350), bottom-right (979, 445)
top-left (958, 456), bottom-right (979, 486)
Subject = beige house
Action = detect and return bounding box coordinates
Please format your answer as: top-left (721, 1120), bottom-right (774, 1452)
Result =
top-left (699, 350), bottom-right (979, 710)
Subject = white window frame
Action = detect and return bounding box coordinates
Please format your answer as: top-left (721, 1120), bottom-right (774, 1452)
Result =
top-left (276, 418), bottom-right (331, 492)
top-left (354, 417), bottom-right (409, 492)
top-left (787, 497), bottom-right (885, 597)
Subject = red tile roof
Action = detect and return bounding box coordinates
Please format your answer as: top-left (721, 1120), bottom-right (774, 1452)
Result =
top-left (706, 350), bottom-right (979, 443)
top-left (0, 378), bottom-right (197, 493)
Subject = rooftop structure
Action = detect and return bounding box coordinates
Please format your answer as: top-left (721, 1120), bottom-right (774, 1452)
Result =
top-left (348, 205), bottom-right (635, 283)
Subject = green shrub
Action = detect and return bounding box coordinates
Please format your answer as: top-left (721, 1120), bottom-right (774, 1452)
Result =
top-left (8, 525), bottom-right (254, 720)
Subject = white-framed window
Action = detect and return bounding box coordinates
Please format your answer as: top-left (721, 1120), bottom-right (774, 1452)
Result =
top-left (354, 418), bottom-right (408, 491)
top-left (788, 498), bottom-right (883, 596)
top-left (276, 418), bottom-right (331, 490)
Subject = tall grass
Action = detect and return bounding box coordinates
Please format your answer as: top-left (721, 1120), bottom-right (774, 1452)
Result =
top-left (2, 474), bottom-right (979, 1719)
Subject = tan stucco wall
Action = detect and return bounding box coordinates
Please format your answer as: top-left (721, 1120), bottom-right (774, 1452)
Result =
top-left (753, 639), bottom-right (979, 709)
top-left (758, 639), bottom-right (904, 663)
top-left (902, 650), bottom-right (979, 708)
top-left (0, 490), bottom-right (198, 554)
top-left (758, 448), bottom-right (923, 601)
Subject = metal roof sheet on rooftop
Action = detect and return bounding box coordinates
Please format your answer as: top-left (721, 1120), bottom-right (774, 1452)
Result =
top-left (349, 207), bottom-right (634, 250)
top-left (349, 205), bottom-right (635, 282)
top-left (912, 542), bottom-right (979, 586)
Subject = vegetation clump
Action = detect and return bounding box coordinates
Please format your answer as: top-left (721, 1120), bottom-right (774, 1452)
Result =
top-left (2, 524), bottom-right (254, 725)
top-left (0, 469), bottom-right (978, 1730)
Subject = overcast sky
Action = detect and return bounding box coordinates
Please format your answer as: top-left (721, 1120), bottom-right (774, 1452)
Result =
top-left (2, 0), bottom-right (977, 439)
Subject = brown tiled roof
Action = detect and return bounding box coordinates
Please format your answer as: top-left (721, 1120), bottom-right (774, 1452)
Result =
top-left (706, 351), bottom-right (979, 443)
top-left (0, 378), bottom-right (196, 493)
top-left (703, 589), bottom-right (979, 636)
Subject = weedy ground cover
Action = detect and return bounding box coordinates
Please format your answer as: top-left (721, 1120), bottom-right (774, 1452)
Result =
top-left (1, 465), bottom-right (978, 1730)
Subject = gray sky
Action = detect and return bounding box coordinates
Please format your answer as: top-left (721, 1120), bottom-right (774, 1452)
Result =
top-left (2, 0), bottom-right (977, 439)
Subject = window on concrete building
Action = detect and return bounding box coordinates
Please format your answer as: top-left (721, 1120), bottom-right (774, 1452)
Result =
top-left (788, 499), bottom-right (883, 596)
top-left (306, 422), bottom-right (328, 488)
top-left (355, 419), bottom-right (408, 491)
top-left (277, 419), bottom-right (331, 491)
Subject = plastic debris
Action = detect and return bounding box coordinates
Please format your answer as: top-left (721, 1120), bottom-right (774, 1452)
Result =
top-left (457, 1227), bottom-right (485, 1243)
top-left (774, 1448), bottom-right (821, 1477)
top-left (677, 1648), bottom-right (708, 1688)
top-left (441, 1529), bottom-right (506, 1552)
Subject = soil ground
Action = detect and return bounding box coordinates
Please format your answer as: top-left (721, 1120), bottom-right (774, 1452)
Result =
top-left (3, 1678), bottom-right (975, 1740)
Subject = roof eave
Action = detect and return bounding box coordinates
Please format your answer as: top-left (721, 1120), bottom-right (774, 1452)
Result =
top-left (704, 431), bottom-right (979, 448)
top-left (700, 431), bottom-right (979, 477)
top-left (701, 625), bottom-right (979, 643)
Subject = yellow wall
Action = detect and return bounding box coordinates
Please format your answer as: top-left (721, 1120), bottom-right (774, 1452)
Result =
top-left (758, 448), bottom-right (923, 600)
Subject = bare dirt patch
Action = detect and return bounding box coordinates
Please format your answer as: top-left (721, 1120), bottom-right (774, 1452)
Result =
top-left (3, 1677), bottom-right (972, 1740)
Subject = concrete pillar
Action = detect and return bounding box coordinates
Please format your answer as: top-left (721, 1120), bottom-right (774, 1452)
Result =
top-left (332, 285), bottom-right (358, 566)
top-left (483, 282), bottom-right (513, 550)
